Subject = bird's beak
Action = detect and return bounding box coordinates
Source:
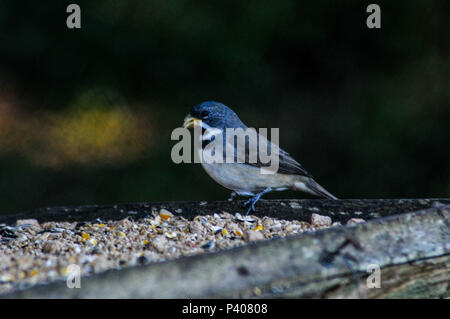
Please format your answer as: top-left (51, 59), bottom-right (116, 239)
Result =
top-left (182, 115), bottom-right (202, 129)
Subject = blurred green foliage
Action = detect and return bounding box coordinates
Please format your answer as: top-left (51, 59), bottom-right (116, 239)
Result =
top-left (0, 0), bottom-right (448, 214)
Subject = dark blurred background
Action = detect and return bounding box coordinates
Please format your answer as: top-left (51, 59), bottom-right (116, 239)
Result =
top-left (0, 0), bottom-right (448, 215)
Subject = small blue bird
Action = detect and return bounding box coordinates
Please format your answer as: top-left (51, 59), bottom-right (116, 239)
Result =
top-left (183, 101), bottom-right (338, 215)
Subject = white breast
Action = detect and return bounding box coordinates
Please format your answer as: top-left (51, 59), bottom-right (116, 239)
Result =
top-left (201, 162), bottom-right (298, 193)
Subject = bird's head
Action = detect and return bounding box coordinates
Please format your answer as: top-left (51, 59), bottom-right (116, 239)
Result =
top-left (183, 101), bottom-right (244, 130)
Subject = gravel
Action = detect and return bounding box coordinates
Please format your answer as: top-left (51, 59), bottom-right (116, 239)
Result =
top-left (0, 209), bottom-right (364, 295)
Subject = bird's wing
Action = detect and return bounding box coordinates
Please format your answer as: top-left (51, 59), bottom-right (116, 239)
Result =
top-left (276, 148), bottom-right (313, 177)
top-left (223, 127), bottom-right (313, 178)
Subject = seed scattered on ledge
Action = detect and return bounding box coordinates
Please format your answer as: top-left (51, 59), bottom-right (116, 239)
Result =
top-left (0, 210), bottom-right (363, 295)
top-left (253, 225), bottom-right (263, 231)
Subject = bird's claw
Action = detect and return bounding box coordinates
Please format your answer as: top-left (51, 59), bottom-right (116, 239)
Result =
top-left (243, 198), bottom-right (257, 215)
top-left (242, 187), bottom-right (272, 216)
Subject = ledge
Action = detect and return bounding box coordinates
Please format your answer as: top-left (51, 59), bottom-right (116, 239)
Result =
top-left (1, 199), bottom-right (449, 298)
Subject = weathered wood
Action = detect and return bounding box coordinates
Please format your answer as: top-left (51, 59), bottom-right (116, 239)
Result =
top-left (2, 200), bottom-right (449, 298)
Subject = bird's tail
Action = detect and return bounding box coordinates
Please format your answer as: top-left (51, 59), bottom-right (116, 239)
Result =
top-left (294, 178), bottom-right (338, 200)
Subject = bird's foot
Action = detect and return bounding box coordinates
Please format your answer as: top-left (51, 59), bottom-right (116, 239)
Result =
top-left (243, 187), bottom-right (272, 216)
top-left (227, 191), bottom-right (237, 202)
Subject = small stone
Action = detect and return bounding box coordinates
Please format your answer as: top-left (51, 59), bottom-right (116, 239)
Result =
top-left (331, 222), bottom-right (342, 227)
top-left (269, 223), bottom-right (282, 232)
top-left (16, 219), bottom-right (40, 227)
top-left (262, 218), bottom-right (274, 228)
top-left (152, 235), bottom-right (168, 253)
top-left (311, 213), bottom-right (332, 226)
top-left (198, 216), bottom-right (210, 227)
top-left (42, 241), bottom-right (61, 253)
top-left (152, 215), bottom-right (162, 226)
top-left (225, 222), bottom-right (239, 231)
top-left (117, 218), bottom-right (132, 227)
top-left (235, 213), bottom-right (255, 223)
top-left (285, 224), bottom-right (300, 232)
top-left (189, 221), bottom-right (205, 235)
top-left (220, 212), bottom-right (233, 219)
top-left (347, 218), bottom-right (366, 225)
top-left (73, 244), bottom-right (82, 254)
top-left (16, 234), bottom-right (28, 242)
top-left (165, 231), bottom-right (177, 239)
top-left (244, 230), bottom-right (265, 242)
top-left (299, 221), bottom-right (311, 230)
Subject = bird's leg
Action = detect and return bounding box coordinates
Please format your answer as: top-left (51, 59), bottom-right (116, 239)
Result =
top-left (243, 187), bottom-right (272, 216)
top-left (227, 191), bottom-right (237, 202)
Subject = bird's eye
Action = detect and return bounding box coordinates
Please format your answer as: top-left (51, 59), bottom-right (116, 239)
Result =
top-left (200, 110), bottom-right (209, 118)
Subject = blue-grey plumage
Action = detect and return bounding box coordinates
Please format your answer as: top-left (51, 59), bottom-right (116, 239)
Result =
top-left (183, 101), bottom-right (338, 214)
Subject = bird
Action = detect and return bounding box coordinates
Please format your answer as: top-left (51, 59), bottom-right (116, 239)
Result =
top-left (182, 101), bottom-right (338, 215)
